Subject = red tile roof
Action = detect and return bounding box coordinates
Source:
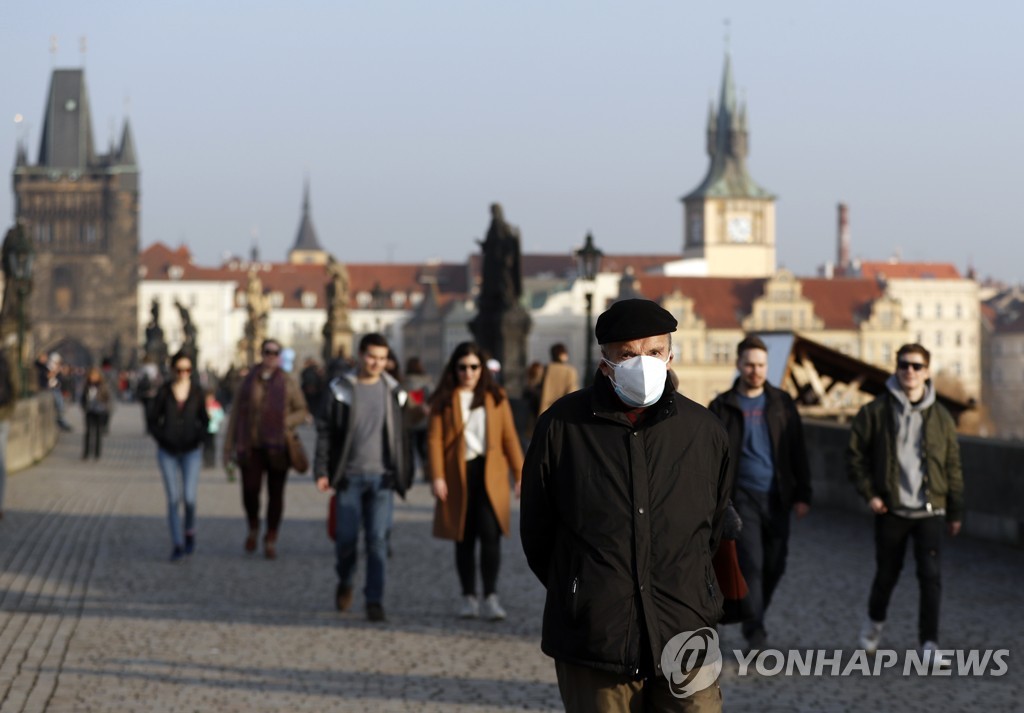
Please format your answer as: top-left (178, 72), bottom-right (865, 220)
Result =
top-left (140, 244), bottom-right (467, 310)
top-left (859, 261), bottom-right (961, 280)
top-left (630, 275), bottom-right (885, 330)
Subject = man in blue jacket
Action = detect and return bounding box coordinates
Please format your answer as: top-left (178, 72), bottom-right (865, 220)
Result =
top-left (708, 335), bottom-right (811, 652)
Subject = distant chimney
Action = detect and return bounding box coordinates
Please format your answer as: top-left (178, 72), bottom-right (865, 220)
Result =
top-left (837, 202), bottom-right (850, 275)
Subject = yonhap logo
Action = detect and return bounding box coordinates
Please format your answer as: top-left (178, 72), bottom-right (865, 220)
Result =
top-left (661, 627), bottom-right (723, 698)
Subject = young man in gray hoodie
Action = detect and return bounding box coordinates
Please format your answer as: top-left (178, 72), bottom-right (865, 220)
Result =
top-left (847, 344), bottom-right (964, 659)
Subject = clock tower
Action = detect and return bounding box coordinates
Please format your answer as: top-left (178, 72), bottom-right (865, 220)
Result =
top-left (681, 54), bottom-right (776, 277)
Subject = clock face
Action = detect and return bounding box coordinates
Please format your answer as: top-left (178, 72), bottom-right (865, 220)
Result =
top-left (727, 216), bottom-right (752, 243)
top-left (64, 98), bottom-right (77, 112)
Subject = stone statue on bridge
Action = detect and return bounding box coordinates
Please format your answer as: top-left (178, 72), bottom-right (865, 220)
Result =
top-left (238, 267), bottom-right (271, 366)
top-left (322, 257), bottom-right (354, 364)
top-left (144, 299), bottom-right (168, 369)
top-left (175, 299), bottom-right (198, 367)
top-left (469, 203), bottom-right (531, 398)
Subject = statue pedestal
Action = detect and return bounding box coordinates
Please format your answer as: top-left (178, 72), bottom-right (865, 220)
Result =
top-left (470, 304), bottom-right (531, 398)
top-left (324, 328), bottom-right (354, 365)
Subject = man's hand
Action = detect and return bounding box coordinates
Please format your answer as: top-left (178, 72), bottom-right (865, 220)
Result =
top-left (316, 476), bottom-right (332, 493)
top-left (793, 502), bottom-right (810, 519)
top-left (432, 478), bottom-right (448, 502)
top-left (869, 497), bottom-right (888, 514)
top-left (514, 480), bottom-right (522, 499)
top-left (948, 521), bottom-right (962, 537)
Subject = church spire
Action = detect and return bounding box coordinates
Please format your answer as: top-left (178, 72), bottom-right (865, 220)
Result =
top-left (683, 53), bottom-right (771, 201)
top-left (288, 178), bottom-right (328, 264)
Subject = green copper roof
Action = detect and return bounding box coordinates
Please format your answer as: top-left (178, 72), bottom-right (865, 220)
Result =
top-left (683, 54), bottom-right (774, 201)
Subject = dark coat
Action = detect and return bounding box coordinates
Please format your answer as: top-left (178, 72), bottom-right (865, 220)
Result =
top-left (707, 380), bottom-right (812, 506)
top-left (147, 382), bottom-right (209, 454)
top-left (313, 372), bottom-right (414, 497)
top-left (520, 372), bottom-right (732, 677)
top-left (847, 390), bottom-right (964, 520)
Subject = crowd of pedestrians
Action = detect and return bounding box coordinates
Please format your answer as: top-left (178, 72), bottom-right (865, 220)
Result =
top-left (21, 297), bottom-right (967, 712)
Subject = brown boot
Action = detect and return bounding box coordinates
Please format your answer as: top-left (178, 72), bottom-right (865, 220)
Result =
top-left (264, 531), bottom-right (277, 560)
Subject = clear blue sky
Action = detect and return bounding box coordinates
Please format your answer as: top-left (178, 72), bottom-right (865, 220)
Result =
top-left (3, 1), bottom-right (1021, 283)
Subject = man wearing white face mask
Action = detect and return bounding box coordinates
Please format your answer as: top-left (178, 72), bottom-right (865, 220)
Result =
top-left (522, 298), bottom-right (732, 712)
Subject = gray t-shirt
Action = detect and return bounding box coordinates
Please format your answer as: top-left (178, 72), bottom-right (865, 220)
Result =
top-left (344, 379), bottom-right (388, 475)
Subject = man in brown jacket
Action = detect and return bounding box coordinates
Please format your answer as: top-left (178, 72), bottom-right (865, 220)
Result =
top-left (537, 343), bottom-right (579, 415)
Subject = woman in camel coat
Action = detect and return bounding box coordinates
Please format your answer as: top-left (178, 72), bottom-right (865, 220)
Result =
top-left (428, 342), bottom-right (524, 621)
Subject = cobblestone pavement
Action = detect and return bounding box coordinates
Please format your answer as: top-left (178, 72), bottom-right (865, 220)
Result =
top-left (0, 406), bottom-right (1021, 712)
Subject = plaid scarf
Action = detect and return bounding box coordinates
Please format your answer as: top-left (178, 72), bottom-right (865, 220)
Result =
top-left (233, 366), bottom-right (288, 455)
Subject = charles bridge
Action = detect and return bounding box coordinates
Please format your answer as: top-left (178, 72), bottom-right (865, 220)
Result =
top-left (0, 403), bottom-right (1021, 712)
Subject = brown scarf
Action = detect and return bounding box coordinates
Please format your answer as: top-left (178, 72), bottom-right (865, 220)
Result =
top-left (232, 366), bottom-right (288, 455)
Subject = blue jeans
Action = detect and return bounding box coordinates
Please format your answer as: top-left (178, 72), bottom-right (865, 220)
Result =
top-left (335, 473), bottom-right (392, 604)
top-left (157, 447), bottom-right (202, 547)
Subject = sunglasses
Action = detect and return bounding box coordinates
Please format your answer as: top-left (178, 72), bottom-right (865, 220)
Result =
top-left (176, 367), bottom-right (192, 374)
top-left (897, 361), bottom-right (926, 372)
top-left (457, 363), bottom-right (481, 372)
top-left (263, 349), bottom-right (281, 357)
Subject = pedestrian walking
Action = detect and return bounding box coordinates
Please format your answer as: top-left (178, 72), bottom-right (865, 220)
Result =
top-left (223, 339), bottom-right (309, 559)
top-left (521, 298), bottom-right (732, 711)
top-left (708, 335), bottom-right (811, 651)
top-left (428, 342), bottom-right (524, 621)
top-left (80, 367), bottom-right (111, 459)
top-left (202, 388), bottom-right (224, 468)
top-left (848, 343), bottom-right (964, 662)
top-left (147, 351), bottom-right (209, 561)
top-left (537, 342), bottom-right (580, 415)
top-left (403, 356), bottom-right (433, 479)
top-left (314, 333), bottom-right (413, 622)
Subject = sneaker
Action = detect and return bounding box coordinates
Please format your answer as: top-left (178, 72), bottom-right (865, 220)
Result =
top-left (458, 595), bottom-right (479, 619)
top-left (481, 593), bottom-right (506, 621)
top-left (859, 619), bottom-right (884, 654)
top-left (366, 602), bottom-right (387, 622)
top-left (169, 546), bottom-right (185, 562)
top-left (336, 585), bottom-right (354, 612)
top-left (921, 641), bottom-right (951, 669)
top-left (184, 534), bottom-right (195, 555)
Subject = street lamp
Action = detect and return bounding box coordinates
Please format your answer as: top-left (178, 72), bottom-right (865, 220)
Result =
top-left (3, 224), bottom-right (34, 397)
top-left (370, 281), bottom-right (387, 333)
top-left (574, 232), bottom-right (603, 385)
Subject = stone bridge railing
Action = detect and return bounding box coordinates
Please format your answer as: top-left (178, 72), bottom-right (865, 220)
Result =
top-left (9, 393), bottom-right (59, 473)
top-left (805, 420), bottom-right (1024, 547)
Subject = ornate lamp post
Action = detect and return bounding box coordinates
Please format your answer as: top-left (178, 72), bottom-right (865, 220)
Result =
top-left (3, 225), bottom-right (34, 397)
top-left (370, 281), bottom-right (387, 333)
top-left (574, 232), bottom-right (603, 385)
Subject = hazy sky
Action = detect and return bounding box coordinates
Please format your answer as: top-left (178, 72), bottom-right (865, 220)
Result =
top-left (3, 1), bottom-right (1022, 283)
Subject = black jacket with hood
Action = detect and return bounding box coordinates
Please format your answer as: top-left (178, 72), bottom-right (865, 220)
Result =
top-left (520, 372), bottom-right (732, 678)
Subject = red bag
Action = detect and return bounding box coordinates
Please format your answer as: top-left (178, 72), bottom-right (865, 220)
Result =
top-left (713, 539), bottom-right (752, 624)
top-left (327, 493), bottom-right (337, 541)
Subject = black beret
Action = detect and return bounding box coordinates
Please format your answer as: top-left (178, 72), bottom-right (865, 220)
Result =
top-left (595, 299), bottom-right (678, 345)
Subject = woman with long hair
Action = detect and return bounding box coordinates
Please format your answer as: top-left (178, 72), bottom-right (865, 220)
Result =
top-left (428, 342), bottom-right (524, 620)
top-left (147, 351), bottom-right (209, 561)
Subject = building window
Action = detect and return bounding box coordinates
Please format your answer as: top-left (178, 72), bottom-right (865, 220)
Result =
top-left (955, 331), bottom-right (962, 347)
top-left (270, 292), bottom-right (284, 308)
top-left (301, 291), bottom-right (317, 309)
top-left (955, 303), bottom-right (963, 318)
top-left (935, 331), bottom-right (943, 347)
top-left (916, 303), bottom-right (923, 318)
top-left (52, 266), bottom-right (75, 314)
top-left (935, 304), bottom-right (942, 319)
